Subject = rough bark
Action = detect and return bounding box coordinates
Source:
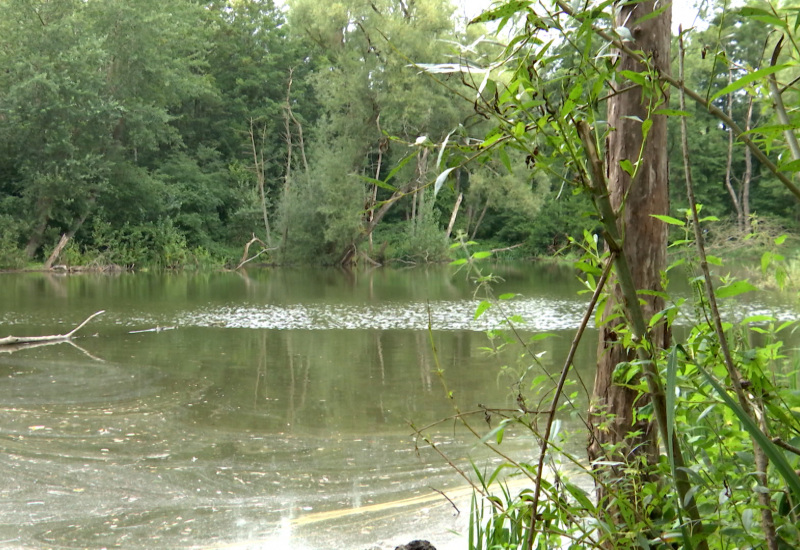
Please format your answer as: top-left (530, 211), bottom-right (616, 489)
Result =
top-left (588, 0), bottom-right (671, 491)
top-left (44, 234), bottom-right (71, 270)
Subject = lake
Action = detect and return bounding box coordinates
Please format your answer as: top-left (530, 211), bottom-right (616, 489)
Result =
top-left (0, 263), bottom-right (792, 549)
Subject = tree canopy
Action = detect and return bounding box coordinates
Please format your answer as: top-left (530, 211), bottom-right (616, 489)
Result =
top-left (0, 0), bottom-right (796, 269)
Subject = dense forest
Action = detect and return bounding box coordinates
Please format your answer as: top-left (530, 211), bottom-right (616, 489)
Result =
top-left (0, 0), bottom-right (794, 269)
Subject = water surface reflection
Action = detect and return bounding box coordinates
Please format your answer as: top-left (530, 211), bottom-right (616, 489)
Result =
top-left (1, 265), bottom-right (791, 549)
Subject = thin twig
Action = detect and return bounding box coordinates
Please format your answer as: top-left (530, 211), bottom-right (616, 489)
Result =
top-left (66, 310), bottom-right (106, 337)
top-left (551, 0), bottom-right (800, 202)
top-left (678, 29), bottom-right (778, 550)
top-left (0, 310), bottom-right (105, 347)
top-left (489, 243), bottom-right (524, 254)
top-left (773, 438), bottom-right (800, 457)
top-left (576, 119), bottom-right (707, 549)
top-left (428, 486), bottom-right (460, 516)
top-left (527, 252), bottom-right (615, 544)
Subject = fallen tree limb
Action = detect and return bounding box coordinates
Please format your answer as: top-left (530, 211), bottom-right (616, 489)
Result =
top-left (0, 310), bottom-right (105, 347)
top-left (236, 234), bottom-right (278, 270)
top-left (489, 243), bottom-right (524, 254)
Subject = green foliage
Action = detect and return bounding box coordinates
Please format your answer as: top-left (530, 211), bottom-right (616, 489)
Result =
top-left (410, 1), bottom-right (800, 549)
top-left (87, 218), bottom-right (218, 269)
top-left (0, 0), bottom-right (314, 268)
top-left (0, 216), bottom-right (26, 269)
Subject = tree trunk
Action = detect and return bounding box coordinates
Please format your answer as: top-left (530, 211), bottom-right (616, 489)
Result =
top-left (587, 0), bottom-right (671, 501)
top-left (742, 97), bottom-right (754, 233)
top-left (724, 69), bottom-right (744, 232)
top-left (445, 192), bottom-right (463, 239)
top-left (25, 197), bottom-right (53, 259)
top-left (470, 200), bottom-right (489, 240)
top-left (250, 118), bottom-right (272, 247)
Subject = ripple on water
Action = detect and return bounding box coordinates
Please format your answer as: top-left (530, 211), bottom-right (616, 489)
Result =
top-left (164, 295), bottom-right (800, 333)
top-left (176, 298), bottom-right (588, 332)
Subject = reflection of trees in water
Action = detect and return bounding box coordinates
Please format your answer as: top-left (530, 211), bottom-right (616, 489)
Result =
top-left (241, 328), bottom-right (561, 432)
top-left (376, 331), bottom-right (385, 383)
top-left (252, 331), bottom-right (313, 432)
top-left (416, 332), bottom-right (432, 393)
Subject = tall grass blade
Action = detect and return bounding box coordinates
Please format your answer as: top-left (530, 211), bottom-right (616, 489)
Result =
top-left (699, 365), bottom-right (800, 498)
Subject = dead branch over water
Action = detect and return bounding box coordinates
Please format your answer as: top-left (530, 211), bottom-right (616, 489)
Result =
top-left (0, 310), bottom-right (105, 347)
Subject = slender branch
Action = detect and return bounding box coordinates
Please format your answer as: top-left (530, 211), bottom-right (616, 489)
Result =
top-left (678, 30), bottom-right (778, 550)
top-left (428, 486), bottom-right (459, 516)
top-left (723, 67), bottom-right (743, 231)
top-left (488, 242), bottom-right (524, 254)
top-left (66, 310), bottom-right (106, 337)
top-left (576, 119), bottom-right (707, 548)
top-left (769, 37), bottom-right (800, 163)
top-left (527, 251), bottom-right (615, 549)
top-left (773, 438), bottom-right (800, 457)
top-left (552, 0), bottom-right (800, 202)
top-left (0, 310), bottom-right (105, 346)
top-left (409, 422), bottom-right (490, 504)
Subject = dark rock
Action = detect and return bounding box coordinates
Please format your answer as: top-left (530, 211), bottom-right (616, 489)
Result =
top-left (394, 541), bottom-right (436, 550)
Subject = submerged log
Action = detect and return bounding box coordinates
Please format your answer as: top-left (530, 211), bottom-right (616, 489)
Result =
top-left (0, 310), bottom-right (105, 347)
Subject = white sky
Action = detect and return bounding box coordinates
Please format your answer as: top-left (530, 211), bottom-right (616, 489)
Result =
top-left (456, 0), bottom-right (707, 32)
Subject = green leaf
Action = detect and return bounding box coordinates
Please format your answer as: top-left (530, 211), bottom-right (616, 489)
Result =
top-left (641, 118), bottom-right (652, 140)
top-left (741, 314), bottom-right (775, 324)
top-left (666, 258), bottom-right (685, 272)
top-left (715, 280), bottom-right (758, 299)
top-left (472, 250), bottom-right (492, 260)
top-left (384, 152), bottom-right (416, 183)
top-left (632, 3), bottom-right (670, 25)
top-left (498, 293), bottom-right (516, 300)
top-left (480, 130), bottom-right (503, 149)
top-left (652, 109), bottom-right (690, 117)
top-left (474, 300), bottom-right (491, 320)
top-left (779, 158), bottom-right (800, 172)
top-left (700, 366), bottom-right (800, 499)
top-left (450, 258), bottom-right (467, 266)
top-left (563, 482), bottom-right (595, 512)
top-left (575, 260), bottom-right (602, 276)
top-left (568, 83), bottom-right (583, 101)
top-left (469, 0), bottom-right (530, 24)
top-left (357, 175), bottom-right (397, 192)
top-left (620, 70), bottom-right (646, 86)
top-left (761, 251), bottom-right (772, 274)
top-left (711, 64), bottom-right (790, 102)
top-left (739, 7), bottom-right (789, 30)
top-left (498, 147), bottom-right (512, 173)
top-left (706, 255), bottom-right (723, 266)
top-left (651, 214), bottom-right (685, 226)
top-left (666, 346), bottom-right (679, 481)
top-left (620, 159), bottom-right (635, 176)
top-left (775, 234), bottom-right (788, 245)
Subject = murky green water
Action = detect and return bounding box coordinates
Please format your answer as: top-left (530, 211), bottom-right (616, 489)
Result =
top-left (0, 264), bottom-right (793, 549)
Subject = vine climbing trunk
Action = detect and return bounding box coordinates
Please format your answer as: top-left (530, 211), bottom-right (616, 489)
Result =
top-left (587, 0), bottom-right (671, 500)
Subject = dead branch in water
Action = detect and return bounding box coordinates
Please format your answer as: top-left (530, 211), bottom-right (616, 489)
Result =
top-left (236, 234), bottom-right (278, 270)
top-left (0, 310), bottom-right (105, 347)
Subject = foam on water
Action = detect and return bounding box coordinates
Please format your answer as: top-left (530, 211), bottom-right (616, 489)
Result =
top-left (175, 297), bottom-right (589, 332)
